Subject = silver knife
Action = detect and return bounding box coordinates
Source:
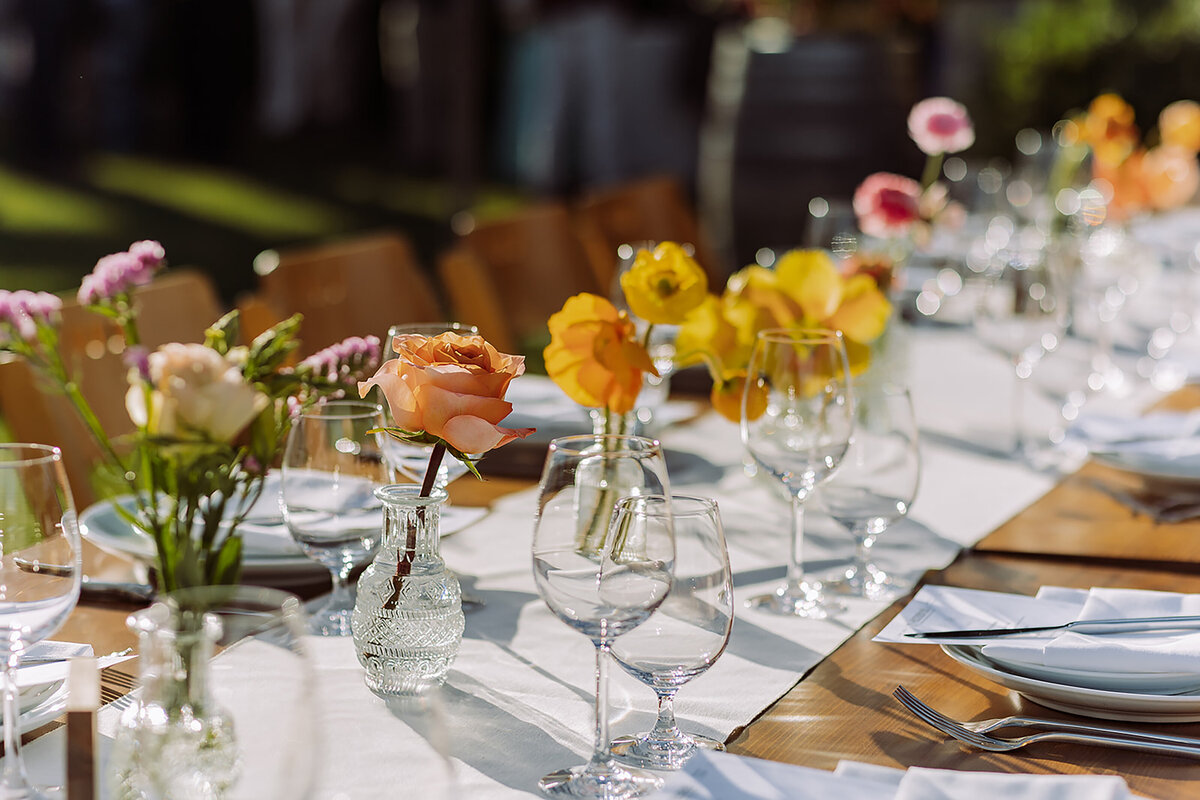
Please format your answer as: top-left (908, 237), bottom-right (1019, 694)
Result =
top-left (904, 615), bottom-right (1200, 639)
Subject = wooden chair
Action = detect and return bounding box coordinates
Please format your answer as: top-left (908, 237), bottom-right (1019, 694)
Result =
top-left (574, 175), bottom-right (724, 289)
top-left (256, 231), bottom-right (442, 357)
top-left (436, 204), bottom-right (600, 355)
top-left (0, 269), bottom-right (224, 506)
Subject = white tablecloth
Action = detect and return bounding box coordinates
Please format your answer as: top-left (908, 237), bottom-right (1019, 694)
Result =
top-left (19, 326), bottom-right (1165, 799)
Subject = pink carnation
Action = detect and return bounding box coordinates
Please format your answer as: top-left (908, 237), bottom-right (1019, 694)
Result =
top-left (908, 97), bottom-right (974, 156)
top-left (853, 173), bottom-right (922, 238)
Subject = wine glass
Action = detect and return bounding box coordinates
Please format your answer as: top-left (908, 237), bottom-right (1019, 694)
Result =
top-left (531, 434), bottom-right (674, 799)
top-left (741, 328), bottom-right (854, 618)
top-left (383, 322), bottom-right (480, 491)
top-left (0, 443), bottom-right (82, 799)
top-left (610, 495), bottom-right (733, 770)
top-left (282, 400), bottom-right (393, 636)
top-left (974, 240), bottom-right (1068, 459)
top-left (820, 384), bottom-right (921, 601)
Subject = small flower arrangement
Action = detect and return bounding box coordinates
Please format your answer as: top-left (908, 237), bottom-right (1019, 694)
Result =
top-left (675, 249), bottom-right (892, 421)
top-left (1062, 94), bottom-right (1200, 222)
top-left (543, 242), bottom-right (708, 431)
top-left (0, 242), bottom-right (382, 591)
top-left (854, 96), bottom-right (973, 248)
top-left (358, 331), bottom-right (535, 493)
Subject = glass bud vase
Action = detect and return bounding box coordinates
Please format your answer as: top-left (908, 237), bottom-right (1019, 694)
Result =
top-left (352, 485), bottom-right (464, 697)
top-left (109, 603), bottom-right (240, 799)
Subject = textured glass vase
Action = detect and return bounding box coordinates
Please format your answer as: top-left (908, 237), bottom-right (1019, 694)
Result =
top-left (109, 603), bottom-right (239, 799)
top-left (352, 485), bottom-right (464, 697)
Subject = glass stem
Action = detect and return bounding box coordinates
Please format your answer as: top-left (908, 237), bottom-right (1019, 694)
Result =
top-left (785, 491), bottom-right (807, 596)
top-left (852, 531), bottom-right (869, 587)
top-left (650, 689), bottom-right (683, 743)
top-left (589, 642), bottom-right (612, 769)
top-left (1, 651), bottom-right (28, 790)
top-left (1013, 360), bottom-right (1028, 457)
top-left (329, 569), bottom-right (352, 611)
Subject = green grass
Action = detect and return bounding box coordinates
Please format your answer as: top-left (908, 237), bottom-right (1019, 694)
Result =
top-left (0, 166), bottom-right (122, 236)
top-left (85, 153), bottom-right (356, 238)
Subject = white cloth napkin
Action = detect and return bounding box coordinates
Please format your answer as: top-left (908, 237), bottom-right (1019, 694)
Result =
top-left (652, 752), bottom-right (1133, 800)
top-left (982, 587), bottom-right (1200, 674)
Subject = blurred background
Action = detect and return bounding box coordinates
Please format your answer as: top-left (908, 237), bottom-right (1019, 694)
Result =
top-left (0, 0), bottom-right (1198, 303)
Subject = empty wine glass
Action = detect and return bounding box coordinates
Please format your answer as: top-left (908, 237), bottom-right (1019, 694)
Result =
top-left (383, 322), bottom-right (480, 491)
top-left (0, 443), bottom-right (82, 799)
top-left (282, 400), bottom-right (393, 635)
top-left (820, 384), bottom-right (920, 601)
top-left (741, 329), bottom-right (854, 618)
top-left (610, 495), bottom-right (732, 770)
top-left (974, 240), bottom-right (1068, 459)
top-left (532, 434), bottom-right (674, 799)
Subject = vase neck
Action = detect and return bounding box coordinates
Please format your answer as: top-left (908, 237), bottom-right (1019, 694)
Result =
top-left (376, 485), bottom-right (447, 563)
top-left (129, 604), bottom-right (220, 716)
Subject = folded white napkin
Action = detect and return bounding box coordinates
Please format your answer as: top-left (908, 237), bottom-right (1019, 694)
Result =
top-left (653, 752), bottom-right (1133, 800)
top-left (982, 587), bottom-right (1200, 675)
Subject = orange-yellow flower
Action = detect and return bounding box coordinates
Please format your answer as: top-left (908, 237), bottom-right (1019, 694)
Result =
top-left (1160, 100), bottom-right (1200, 153)
top-left (710, 373), bottom-right (766, 423)
top-left (621, 242), bottom-right (708, 325)
top-left (544, 293), bottom-right (657, 414)
top-left (1081, 93), bottom-right (1139, 168)
top-left (1139, 145), bottom-right (1199, 211)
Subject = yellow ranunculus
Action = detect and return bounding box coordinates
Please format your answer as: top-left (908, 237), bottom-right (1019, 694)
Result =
top-left (1082, 93), bottom-right (1138, 168)
top-left (544, 293), bottom-right (657, 414)
top-left (1160, 100), bottom-right (1200, 153)
top-left (675, 295), bottom-right (751, 376)
top-left (710, 372), bottom-right (766, 423)
top-left (825, 274), bottom-right (892, 345)
top-left (774, 249), bottom-right (842, 321)
top-left (620, 242), bottom-right (708, 325)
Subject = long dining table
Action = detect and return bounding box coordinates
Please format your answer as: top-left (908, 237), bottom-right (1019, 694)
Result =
top-left (18, 325), bottom-right (1200, 798)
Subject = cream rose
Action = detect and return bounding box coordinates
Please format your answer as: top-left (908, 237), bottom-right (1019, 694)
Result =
top-left (126, 342), bottom-right (268, 442)
top-left (358, 332), bottom-right (534, 454)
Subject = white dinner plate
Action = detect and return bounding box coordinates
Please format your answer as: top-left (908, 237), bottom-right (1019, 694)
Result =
top-left (943, 644), bottom-right (1200, 723)
top-left (1091, 450), bottom-right (1200, 485)
top-left (4, 679), bottom-right (68, 734)
top-left (980, 651), bottom-right (1200, 695)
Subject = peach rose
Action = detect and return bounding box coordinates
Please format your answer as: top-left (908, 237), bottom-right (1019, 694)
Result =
top-left (358, 332), bottom-right (534, 454)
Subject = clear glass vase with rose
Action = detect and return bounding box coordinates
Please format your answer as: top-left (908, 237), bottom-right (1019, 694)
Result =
top-left (352, 331), bottom-right (534, 696)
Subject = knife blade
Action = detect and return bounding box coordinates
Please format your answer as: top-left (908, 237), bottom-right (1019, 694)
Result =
top-left (904, 615), bottom-right (1200, 639)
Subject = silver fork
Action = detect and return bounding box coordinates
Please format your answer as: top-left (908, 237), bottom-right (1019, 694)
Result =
top-left (893, 686), bottom-right (1200, 759)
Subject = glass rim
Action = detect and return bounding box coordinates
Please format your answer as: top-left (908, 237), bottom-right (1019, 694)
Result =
top-left (756, 327), bottom-right (843, 345)
top-left (374, 484), bottom-right (448, 505)
top-left (547, 434), bottom-right (662, 457)
top-left (615, 493), bottom-right (717, 518)
top-left (299, 399), bottom-right (384, 420)
top-left (388, 322), bottom-right (480, 337)
top-left (0, 442), bottom-right (63, 467)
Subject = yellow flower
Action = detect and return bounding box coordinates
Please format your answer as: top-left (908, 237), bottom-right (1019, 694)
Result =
top-left (620, 242), bottom-right (708, 325)
top-left (1160, 100), bottom-right (1200, 154)
top-left (775, 249), bottom-right (842, 321)
top-left (1082, 93), bottom-right (1139, 168)
top-left (544, 293), bottom-right (657, 414)
top-left (675, 295), bottom-right (752, 377)
top-left (710, 373), bottom-right (766, 424)
top-left (826, 274), bottom-right (891, 346)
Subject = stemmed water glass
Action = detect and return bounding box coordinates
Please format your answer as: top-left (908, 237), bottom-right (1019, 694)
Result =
top-left (610, 495), bottom-right (733, 770)
top-left (974, 245), bottom-right (1068, 459)
top-left (532, 435), bottom-right (674, 799)
top-left (383, 322), bottom-right (480, 491)
top-left (282, 400), bottom-right (393, 636)
top-left (0, 443), bottom-right (82, 799)
top-left (741, 329), bottom-right (854, 618)
top-left (820, 384), bottom-right (921, 601)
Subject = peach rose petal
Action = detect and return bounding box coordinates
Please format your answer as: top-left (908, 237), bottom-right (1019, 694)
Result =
top-left (442, 416), bottom-right (534, 454)
top-left (359, 361), bottom-right (423, 430)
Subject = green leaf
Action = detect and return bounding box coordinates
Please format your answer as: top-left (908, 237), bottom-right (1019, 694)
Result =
top-left (204, 310), bottom-right (241, 355)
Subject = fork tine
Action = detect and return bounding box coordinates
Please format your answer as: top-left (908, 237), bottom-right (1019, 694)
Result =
top-left (893, 686), bottom-right (997, 748)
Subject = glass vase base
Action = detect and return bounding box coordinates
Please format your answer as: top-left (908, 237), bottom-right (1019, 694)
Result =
top-left (538, 760), bottom-right (662, 799)
top-left (0, 783), bottom-right (63, 800)
top-left (747, 583), bottom-right (844, 618)
top-left (610, 732), bottom-right (723, 771)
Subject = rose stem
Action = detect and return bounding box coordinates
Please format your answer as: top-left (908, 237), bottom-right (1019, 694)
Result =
top-left (384, 441), bottom-right (449, 609)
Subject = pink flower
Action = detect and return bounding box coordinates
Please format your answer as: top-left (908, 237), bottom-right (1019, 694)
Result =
top-left (908, 97), bottom-right (974, 156)
top-left (0, 290), bottom-right (62, 342)
top-left (853, 173), bottom-right (922, 238)
top-left (78, 241), bottom-right (166, 306)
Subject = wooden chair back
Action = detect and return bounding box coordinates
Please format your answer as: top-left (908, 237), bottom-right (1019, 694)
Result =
top-left (257, 231), bottom-right (442, 357)
top-left (574, 175), bottom-right (723, 289)
top-left (437, 204), bottom-right (599, 355)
